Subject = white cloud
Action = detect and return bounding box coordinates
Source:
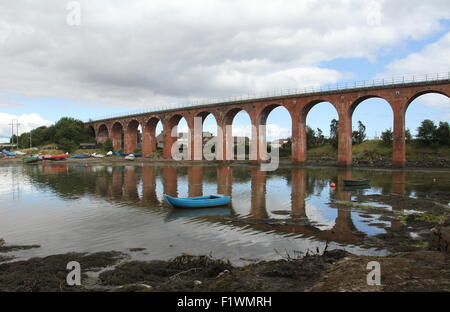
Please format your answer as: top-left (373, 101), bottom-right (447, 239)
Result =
top-left (0, 0), bottom-right (449, 111)
top-left (265, 124), bottom-right (291, 141)
top-left (412, 93), bottom-right (450, 110)
top-left (381, 32), bottom-right (450, 76)
top-left (380, 32), bottom-right (450, 117)
top-left (0, 113), bottom-right (52, 141)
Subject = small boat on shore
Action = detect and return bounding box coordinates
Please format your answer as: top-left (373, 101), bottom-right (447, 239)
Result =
top-left (164, 194), bottom-right (231, 208)
top-left (92, 153), bottom-right (105, 158)
top-left (125, 154), bottom-right (135, 161)
top-left (343, 179), bottom-right (370, 187)
top-left (22, 156), bottom-right (40, 164)
top-left (43, 154), bottom-right (68, 161)
top-left (1, 149), bottom-right (16, 156)
top-left (70, 153), bottom-right (90, 159)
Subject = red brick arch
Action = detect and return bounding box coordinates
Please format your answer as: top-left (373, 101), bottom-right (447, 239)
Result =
top-left (142, 116), bottom-right (162, 156)
top-left (111, 121), bottom-right (125, 151)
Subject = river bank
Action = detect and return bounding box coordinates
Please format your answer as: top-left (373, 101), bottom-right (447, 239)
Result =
top-left (1, 213), bottom-right (449, 292)
top-left (1, 156), bottom-right (450, 172)
top-left (0, 239), bottom-right (448, 292)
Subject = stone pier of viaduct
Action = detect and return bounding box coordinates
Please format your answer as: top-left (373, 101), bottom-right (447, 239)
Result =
top-left (84, 79), bottom-right (450, 167)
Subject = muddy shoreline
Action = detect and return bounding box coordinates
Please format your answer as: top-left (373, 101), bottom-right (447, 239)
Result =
top-left (1, 208), bottom-right (449, 292)
top-left (1, 239), bottom-right (448, 292)
top-left (1, 157), bottom-right (450, 173)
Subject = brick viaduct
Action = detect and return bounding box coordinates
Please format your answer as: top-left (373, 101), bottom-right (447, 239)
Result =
top-left (84, 79), bottom-right (450, 167)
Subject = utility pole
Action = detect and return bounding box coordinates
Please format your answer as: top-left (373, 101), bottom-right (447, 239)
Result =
top-left (8, 119), bottom-right (21, 150)
top-left (16, 121), bottom-right (21, 149)
top-left (9, 119), bottom-right (17, 150)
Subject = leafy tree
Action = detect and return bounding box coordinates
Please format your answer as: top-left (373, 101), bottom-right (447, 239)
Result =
top-left (103, 139), bottom-right (113, 152)
top-left (58, 138), bottom-right (78, 153)
top-left (306, 126), bottom-right (316, 148)
top-left (434, 122), bottom-right (450, 146)
top-left (329, 119), bottom-right (339, 148)
top-left (352, 121), bottom-right (366, 145)
top-left (54, 117), bottom-right (85, 144)
top-left (316, 128), bottom-right (325, 146)
top-left (381, 128), bottom-right (393, 146)
top-left (10, 117), bottom-right (96, 151)
top-left (405, 129), bottom-right (413, 144)
top-left (417, 119), bottom-right (437, 145)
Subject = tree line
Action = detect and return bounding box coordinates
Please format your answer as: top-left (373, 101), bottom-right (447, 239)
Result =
top-left (381, 120), bottom-right (450, 147)
top-left (281, 118), bottom-right (449, 153)
top-left (11, 117), bottom-right (95, 153)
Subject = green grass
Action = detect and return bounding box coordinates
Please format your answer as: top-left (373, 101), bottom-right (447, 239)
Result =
top-left (307, 140), bottom-right (450, 160)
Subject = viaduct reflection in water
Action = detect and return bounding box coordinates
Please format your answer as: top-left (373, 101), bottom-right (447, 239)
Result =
top-left (25, 164), bottom-right (412, 248)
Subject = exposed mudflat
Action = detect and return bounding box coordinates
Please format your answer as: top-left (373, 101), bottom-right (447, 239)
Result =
top-left (1, 238), bottom-right (448, 292)
top-left (309, 251), bottom-right (450, 292)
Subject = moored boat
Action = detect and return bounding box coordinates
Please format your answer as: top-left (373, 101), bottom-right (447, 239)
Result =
top-left (125, 154), bottom-right (135, 161)
top-left (22, 156), bottom-right (40, 164)
top-left (43, 154), bottom-right (68, 161)
top-left (70, 153), bottom-right (90, 159)
top-left (1, 149), bottom-right (16, 156)
top-left (343, 179), bottom-right (370, 186)
top-left (163, 194), bottom-right (231, 208)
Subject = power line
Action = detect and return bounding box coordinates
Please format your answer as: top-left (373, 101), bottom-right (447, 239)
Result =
top-left (8, 119), bottom-right (21, 150)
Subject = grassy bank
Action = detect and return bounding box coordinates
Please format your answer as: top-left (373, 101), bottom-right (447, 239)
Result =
top-left (307, 140), bottom-right (450, 162)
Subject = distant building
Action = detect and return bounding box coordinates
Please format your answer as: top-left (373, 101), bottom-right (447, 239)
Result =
top-left (42, 145), bottom-right (59, 150)
top-left (270, 139), bottom-right (289, 148)
top-left (79, 143), bottom-right (97, 150)
top-left (0, 143), bottom-right (17, 149)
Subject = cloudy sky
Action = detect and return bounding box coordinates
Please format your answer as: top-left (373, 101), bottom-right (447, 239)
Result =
top-left (0, 0), bottom-right (450, 142)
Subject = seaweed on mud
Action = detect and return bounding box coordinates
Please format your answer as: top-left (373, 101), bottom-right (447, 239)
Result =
top-left (0, 251), bottom-right (126, 292)
top-left (99, 254), bottom-right (233, 291)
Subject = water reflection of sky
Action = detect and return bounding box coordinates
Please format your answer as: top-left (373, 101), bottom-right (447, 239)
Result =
top-left (1, 164), bottom-right (449, 264)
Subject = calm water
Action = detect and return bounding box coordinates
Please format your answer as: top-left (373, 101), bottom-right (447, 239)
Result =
top-left (1, 163), bottom-right (449, 264)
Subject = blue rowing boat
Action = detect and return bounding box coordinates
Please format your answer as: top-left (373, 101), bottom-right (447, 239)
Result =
top-left (1, 149), bottom-right (16, 156)
top-left (163, 194), bottom-right (231, 208)
top-left (114, 152), bottom-right (129, 156)
top-left (69, 153), bottom-right (90, 159)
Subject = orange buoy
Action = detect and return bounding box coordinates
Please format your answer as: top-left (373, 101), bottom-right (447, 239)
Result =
top-left (331, 183), bottom-right (336, 188)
